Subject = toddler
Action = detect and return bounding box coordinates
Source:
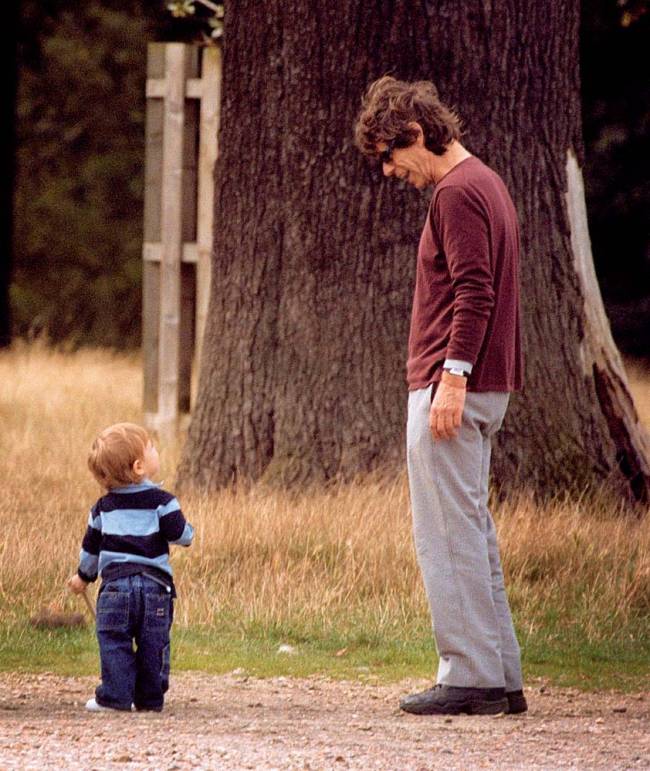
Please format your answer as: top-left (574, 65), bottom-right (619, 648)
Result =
top-left (68, 422), bottom-right (193, 712)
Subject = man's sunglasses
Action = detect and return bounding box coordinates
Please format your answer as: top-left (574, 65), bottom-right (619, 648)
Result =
top-left (378, 138), bottom-right (401, 165)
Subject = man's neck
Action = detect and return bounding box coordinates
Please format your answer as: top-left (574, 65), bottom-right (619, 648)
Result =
top-left (431, 141), bottom-right (472, 184)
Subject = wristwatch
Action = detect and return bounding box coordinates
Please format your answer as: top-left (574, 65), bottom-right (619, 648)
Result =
top-left (443, 366), bottom-right (470, 378)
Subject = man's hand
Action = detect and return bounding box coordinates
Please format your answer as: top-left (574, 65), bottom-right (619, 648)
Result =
top-left (429, 371), bottom-right (467, 440)
top-left (67, 574), bottom-right (88, 594)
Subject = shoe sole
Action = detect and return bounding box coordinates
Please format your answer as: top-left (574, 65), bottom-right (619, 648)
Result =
top-left (507, 702), bottom-right (528, 714)
top-left (401, 697), bottom-right (508, 716)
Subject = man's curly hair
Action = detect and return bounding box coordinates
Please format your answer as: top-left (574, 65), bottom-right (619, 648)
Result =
top-left (354, 76), bottom-right (462, 158)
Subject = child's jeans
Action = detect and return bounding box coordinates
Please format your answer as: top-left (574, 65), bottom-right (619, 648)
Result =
top-left (95, 573), bottom-right (173, 711)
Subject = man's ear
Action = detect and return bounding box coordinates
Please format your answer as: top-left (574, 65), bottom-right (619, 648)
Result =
top-left (407, 121), bottom-right (425, 145)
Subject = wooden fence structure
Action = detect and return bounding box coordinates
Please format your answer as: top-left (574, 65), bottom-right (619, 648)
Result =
top-left (142, 42), bottom-right (221, 437)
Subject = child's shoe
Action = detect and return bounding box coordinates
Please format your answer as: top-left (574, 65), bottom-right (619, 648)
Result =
top-left (85, 697), bottom-right (117, 712)
top-left (134, 705), bottom-right (163, 712)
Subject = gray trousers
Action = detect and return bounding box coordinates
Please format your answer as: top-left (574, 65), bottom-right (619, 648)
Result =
top-left (406, 385), bottom-right (523, 690)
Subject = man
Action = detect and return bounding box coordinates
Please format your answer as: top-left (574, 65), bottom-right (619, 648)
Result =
top-left (354, 77), bottom-right (526, 716)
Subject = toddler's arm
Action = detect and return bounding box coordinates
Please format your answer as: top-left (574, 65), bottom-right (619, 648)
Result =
top-left (158, 494), bottom-right (194, 547)
top-left (68, 573), bottom-right (88, 594)
top-left (76, 504), bottom-right (102, 582)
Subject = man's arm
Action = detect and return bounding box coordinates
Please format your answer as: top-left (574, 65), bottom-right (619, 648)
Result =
top-left (429, 186), bottom-right (494, 440)
top-left (433, 185), bottom-right (495, 367)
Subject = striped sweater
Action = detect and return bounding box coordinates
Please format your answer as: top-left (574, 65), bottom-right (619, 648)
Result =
top-left (77, 479), bottom-right (193, 593)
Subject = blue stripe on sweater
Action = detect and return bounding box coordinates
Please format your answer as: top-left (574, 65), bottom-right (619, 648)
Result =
top-left (158, 497), bottom-right (181, 517)
top-left (79, 548), bottom-right (99, 579)
top-left (98, 551), bottom-right (173, 577)
top-left (100, 509), bottom-right (161, 536)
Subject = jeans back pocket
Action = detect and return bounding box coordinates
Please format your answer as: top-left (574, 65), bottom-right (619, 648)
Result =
top-left (96, 591), bottom-right (129, 632)
top-left (144, 592), bottom-right (171, 631)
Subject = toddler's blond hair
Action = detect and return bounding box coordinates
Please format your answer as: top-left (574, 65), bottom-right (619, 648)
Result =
top-left (88, 422), bottom-right (151, 490)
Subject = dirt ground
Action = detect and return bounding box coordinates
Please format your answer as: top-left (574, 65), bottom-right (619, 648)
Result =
top-left (0, 672), bottom-right (648, 770)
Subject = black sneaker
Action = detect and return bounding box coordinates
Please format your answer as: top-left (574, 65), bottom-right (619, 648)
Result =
top-left (399, 684), bottom-right (508, 715)
top-left (506, 689), bottom-right (528, 714)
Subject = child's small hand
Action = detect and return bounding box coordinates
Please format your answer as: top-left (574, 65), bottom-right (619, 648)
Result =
top-left (67, 574), bottom-right (88, 594)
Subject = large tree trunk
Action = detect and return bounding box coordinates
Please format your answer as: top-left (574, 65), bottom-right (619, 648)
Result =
top-left (180, 0), bottom-right (650, 502)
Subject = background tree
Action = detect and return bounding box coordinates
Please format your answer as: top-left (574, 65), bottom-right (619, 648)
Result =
top-left (0, 0), bottom-right (19, 347)
top-left (11, 0), bottom-right (206, 347)
top-left (13, 1), bottom-right (153, 346)
top-left (581, 0), bottom-right (650, 359)
top-left (180, 0), bottom-right (650, 501)
top-left (10, 2), bottom-right (648, 352)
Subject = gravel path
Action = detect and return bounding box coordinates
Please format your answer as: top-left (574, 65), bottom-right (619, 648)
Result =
top-left (0, 672), bottom-right (648, 770)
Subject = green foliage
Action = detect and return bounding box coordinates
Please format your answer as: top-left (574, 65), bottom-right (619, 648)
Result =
top-left (14, 3), bottom-right (153, 347)
top-left (167, 0), bottom-right (224, 41)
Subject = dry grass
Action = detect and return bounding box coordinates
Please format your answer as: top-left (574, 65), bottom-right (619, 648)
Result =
top-left (627, 358), bottom-right (650, 431)
top-left (1, 343), bottom-right (649, 653)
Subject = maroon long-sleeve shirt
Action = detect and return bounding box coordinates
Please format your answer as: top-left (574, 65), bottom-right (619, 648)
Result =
top-left (407, 156), bottom-right (523, 392)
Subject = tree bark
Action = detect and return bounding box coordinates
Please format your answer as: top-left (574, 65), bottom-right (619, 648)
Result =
top-left (180, 0), bottom-right (650, 502)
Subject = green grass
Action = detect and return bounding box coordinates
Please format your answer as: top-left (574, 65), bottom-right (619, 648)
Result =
top-left (2, 618), bottom-right (648, 692)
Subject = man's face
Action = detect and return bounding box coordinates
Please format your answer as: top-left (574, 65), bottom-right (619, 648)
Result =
top-left (377, 138), bottom-right (431, 189)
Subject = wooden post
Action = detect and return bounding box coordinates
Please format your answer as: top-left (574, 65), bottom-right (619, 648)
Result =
top-left (143, 44), bottom-right (165, 425)
top-left (195, 46), bottom-right (222, 384)
top-left (143, 43), bottom-right (221, 436)
top-left (157, 43), bottom-right (185, 439)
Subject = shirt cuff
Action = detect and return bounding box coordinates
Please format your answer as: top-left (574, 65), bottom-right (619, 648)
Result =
top-left (443, 358), bottom-right (473, 375)
top-left (77, 568), bottom-right (96, 583)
